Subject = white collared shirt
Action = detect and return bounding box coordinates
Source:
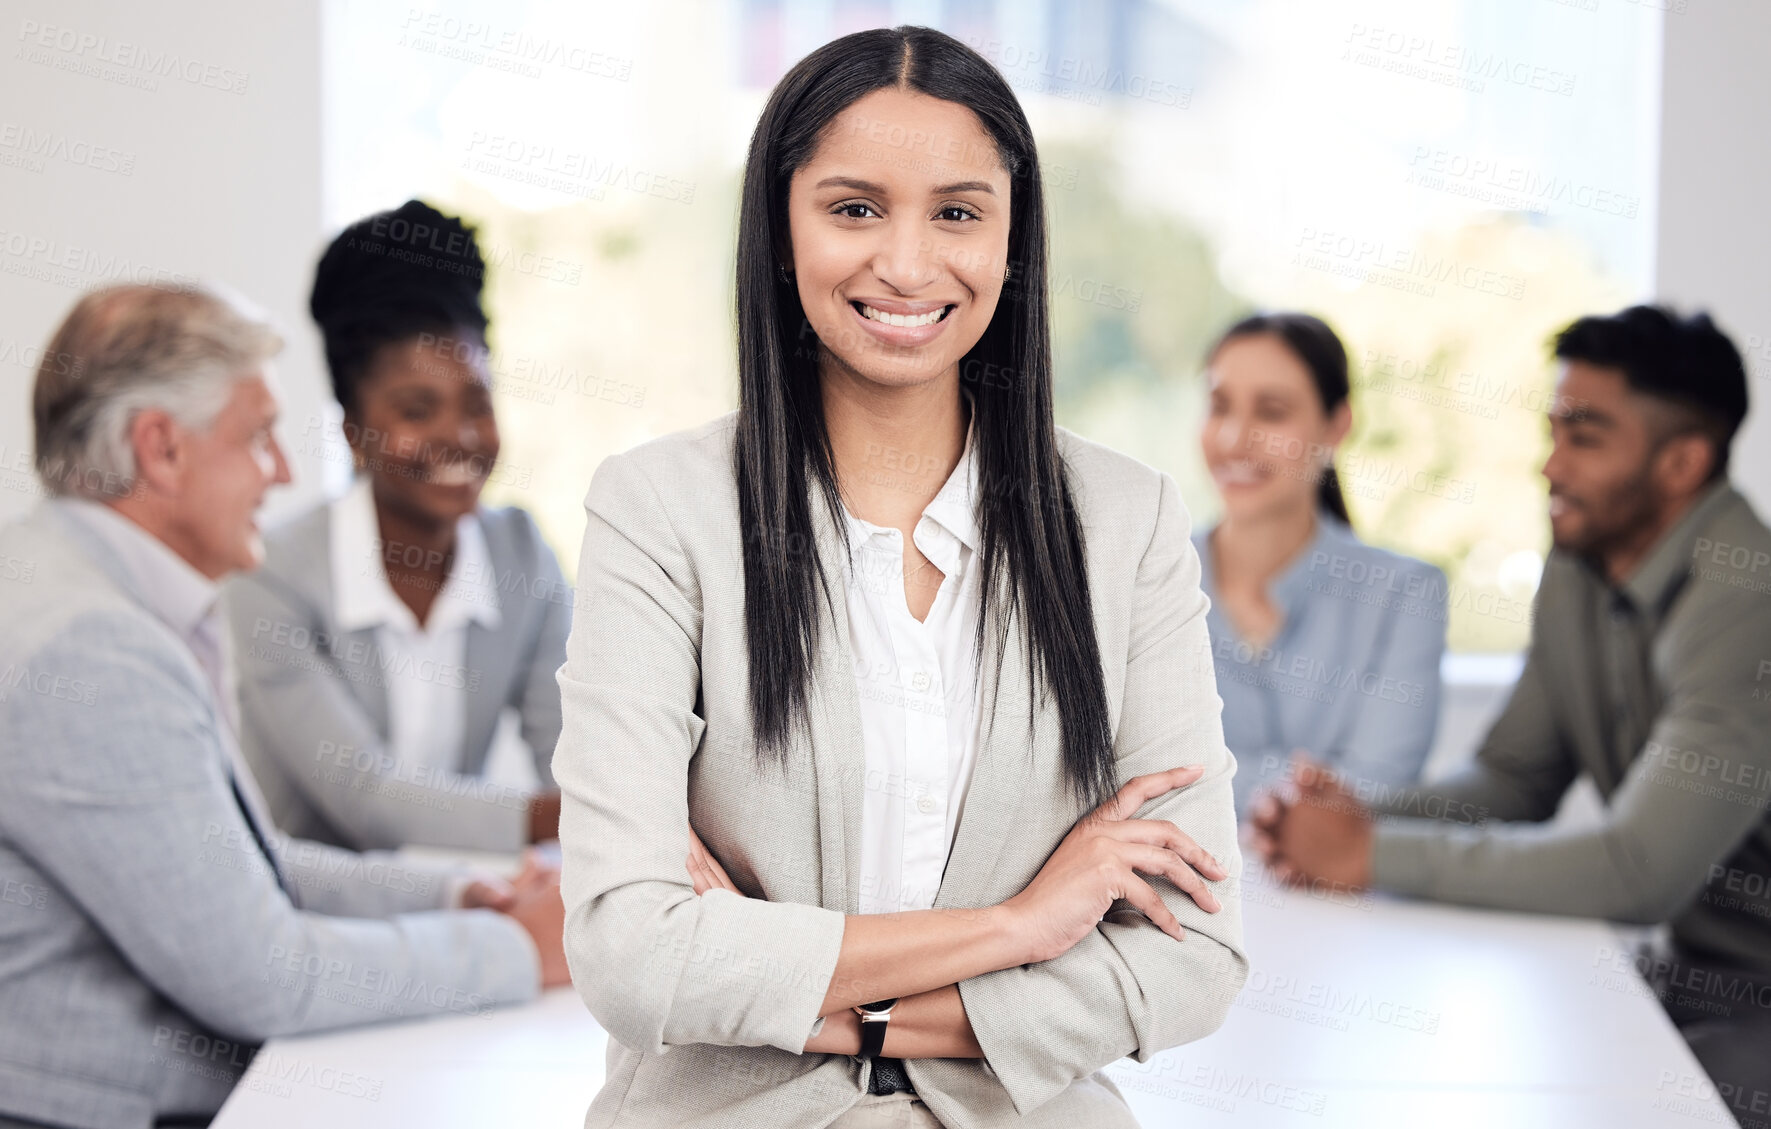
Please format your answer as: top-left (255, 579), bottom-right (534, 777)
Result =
top-left (329, 477), bottom-right (501, 776)
top-left (841, 413), bottom-right (984, 916)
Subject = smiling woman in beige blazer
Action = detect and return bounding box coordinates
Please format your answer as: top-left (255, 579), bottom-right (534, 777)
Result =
top-left (554, 26), bottom-right (1247, 1129)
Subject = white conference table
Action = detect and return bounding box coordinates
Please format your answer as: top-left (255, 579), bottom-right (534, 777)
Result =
top-left (214, 864), bottom-right (1735, 1128)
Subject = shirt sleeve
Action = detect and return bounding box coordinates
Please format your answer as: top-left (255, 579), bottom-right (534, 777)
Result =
top-left (553, 454), bottom-right (846, 1056)
top-left (1371, 578), bottom-right (1771, 923)
top-left (276, 835), bottom-right (467, 917)
top-left (933, 471), bottom-right (1250, 1118)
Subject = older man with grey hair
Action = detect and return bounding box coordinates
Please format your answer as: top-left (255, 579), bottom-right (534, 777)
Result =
top-left (0, 284), bottom-right (570, 1129)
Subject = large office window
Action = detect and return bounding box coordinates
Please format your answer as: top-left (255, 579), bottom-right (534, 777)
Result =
top-left (323, 0), bottom-right (1659, 653)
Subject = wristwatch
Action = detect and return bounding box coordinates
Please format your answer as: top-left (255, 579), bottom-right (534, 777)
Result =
top-left (853, 998), bottom-right (899, 1059)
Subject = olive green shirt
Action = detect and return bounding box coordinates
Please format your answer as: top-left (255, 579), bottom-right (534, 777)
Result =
top-left (1370, 481), bottom-right (1771, 972)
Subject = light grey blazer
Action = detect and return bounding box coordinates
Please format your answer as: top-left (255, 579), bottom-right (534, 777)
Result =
top-left (224, 500), bottom-right (572, 852)
top-left (556, 414), bottom-right (1249, 1129)
top-left (0, 504), bottom-right (539, 1129)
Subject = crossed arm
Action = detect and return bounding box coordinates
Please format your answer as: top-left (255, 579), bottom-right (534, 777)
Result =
top-left (683, 829), bottom-right (988, 1059)
top-left (556, 454), bottom-right (1246, 1113)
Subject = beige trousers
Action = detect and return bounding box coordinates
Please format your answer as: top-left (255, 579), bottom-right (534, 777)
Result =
top-left (826, 1091), bottom-right (945, 1128)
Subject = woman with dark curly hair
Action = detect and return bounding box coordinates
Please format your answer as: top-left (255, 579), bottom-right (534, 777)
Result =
top-left (227, 199), bottom-right (571, 853)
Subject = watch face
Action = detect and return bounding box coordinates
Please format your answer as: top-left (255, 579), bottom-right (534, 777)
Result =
top-left (860, 998), bottom-right (899, 1015)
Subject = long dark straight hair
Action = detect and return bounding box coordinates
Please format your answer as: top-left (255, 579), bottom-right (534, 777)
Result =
top-left (1208, 312), bottom-right (1354, 527)
top-left (734, 26), bottom-right (1116, 810)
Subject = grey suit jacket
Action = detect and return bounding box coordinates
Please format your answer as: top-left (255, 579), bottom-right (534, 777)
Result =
top-left (556, 414), bottom-right (1249, 1128)
top-left (224, 499), bottom-right (572, 852)
top-left (0, 504), bottom-right (539, 1129)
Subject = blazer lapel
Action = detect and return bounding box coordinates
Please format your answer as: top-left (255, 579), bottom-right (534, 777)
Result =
top-left (934, 574), bottom-right (1034, 910)
top-left (309, 504), bottom-right (393, 741)
top-left (459, 622), bottom-right (500, 774)
top-left (804, 486), bottom-right (866, 915)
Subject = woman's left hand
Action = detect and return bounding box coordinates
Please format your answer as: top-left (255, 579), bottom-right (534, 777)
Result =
top-left (687, 826), bottom-right (745, 896)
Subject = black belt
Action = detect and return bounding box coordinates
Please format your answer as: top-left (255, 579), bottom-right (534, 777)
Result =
top-left (867, 1056), bottom-right (914, 1095)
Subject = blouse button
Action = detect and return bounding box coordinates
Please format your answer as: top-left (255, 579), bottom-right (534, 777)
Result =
top-left (917, 795), bottom-right (938, 815)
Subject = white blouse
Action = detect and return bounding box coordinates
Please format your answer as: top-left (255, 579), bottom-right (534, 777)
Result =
top-left (329, 477), bottom-right (501, 775)
top-left (839, 412), bottom-right (984, 916)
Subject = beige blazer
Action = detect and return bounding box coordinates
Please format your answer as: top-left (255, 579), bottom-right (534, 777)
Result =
top-left (555, 413), bottom-right (1248, 1128)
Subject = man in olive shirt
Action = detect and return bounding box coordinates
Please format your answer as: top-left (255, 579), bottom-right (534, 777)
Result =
top-left (1251, 305), bottom-right (1771, 1118)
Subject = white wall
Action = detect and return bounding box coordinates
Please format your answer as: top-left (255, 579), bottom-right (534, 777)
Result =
top-left (0, 0), bottom-right (328, 525)
top-left (1655, 0), bottom-right (1771, 513)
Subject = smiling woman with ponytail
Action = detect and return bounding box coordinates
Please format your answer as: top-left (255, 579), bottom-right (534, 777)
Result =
top-left (1193, 312), bottom-right (1448, 820)
top-left (552, 26), bottom-right (1246, 1129)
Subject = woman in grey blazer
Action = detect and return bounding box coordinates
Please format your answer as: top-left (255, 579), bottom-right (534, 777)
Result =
top-left (227, 201), bottom-right (571, 853)
top-left (555, 27), bottom-right (1246, 1129)
top-left (1193, 314), bottom-right (1447, 818)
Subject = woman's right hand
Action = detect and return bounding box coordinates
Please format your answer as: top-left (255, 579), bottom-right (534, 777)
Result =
top-left (1000, 764), bottom-right (1227, 965)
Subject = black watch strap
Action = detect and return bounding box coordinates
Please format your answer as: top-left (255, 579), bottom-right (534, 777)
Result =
top-left (856, 998), bottom-right (897, 1058)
